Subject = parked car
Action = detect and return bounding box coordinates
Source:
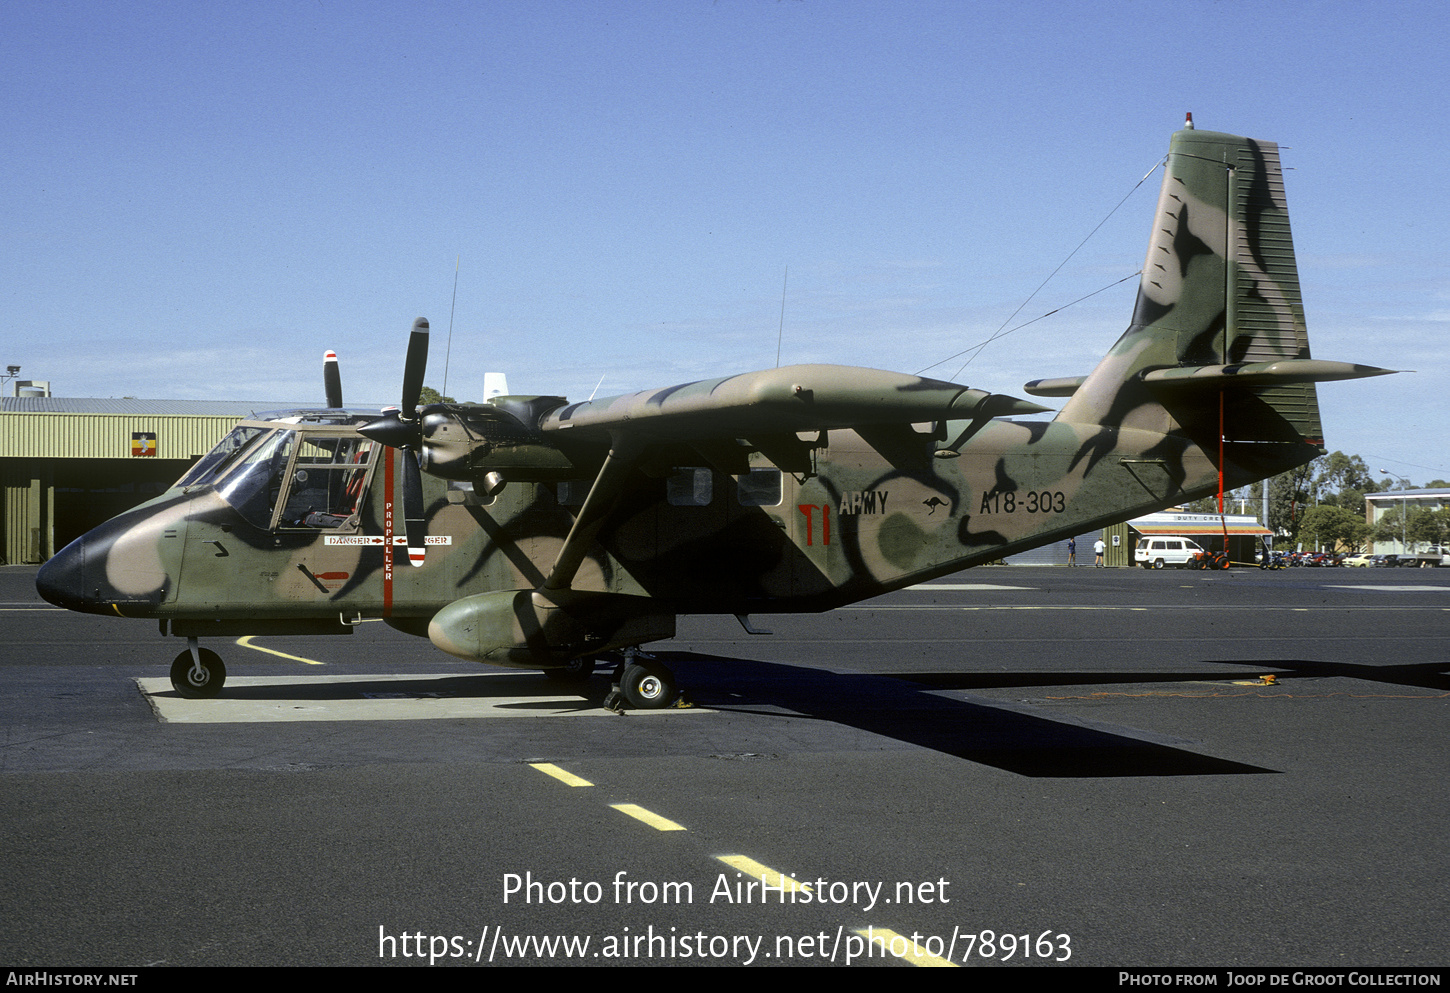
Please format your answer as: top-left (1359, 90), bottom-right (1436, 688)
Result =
top-left (1135, 537), bottom-right (1206, 569)
top-left (1343, 553), bottom-right (1375, 567)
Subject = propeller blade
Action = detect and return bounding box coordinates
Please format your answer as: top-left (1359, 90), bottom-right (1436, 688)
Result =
top-left (401, 317), bottom-right (429, 419)
top-left (402, 448), bottom-right (426, 567)
top-left (323, 350), bottom-right (343, 408)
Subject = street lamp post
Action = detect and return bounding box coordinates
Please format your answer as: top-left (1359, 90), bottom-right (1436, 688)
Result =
top-left (1379, 470), bottom-right (1412, 555)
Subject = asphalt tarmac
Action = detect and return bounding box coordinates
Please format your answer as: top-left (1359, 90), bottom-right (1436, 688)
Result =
top-left (2, 563), bottom-right (1446, 968)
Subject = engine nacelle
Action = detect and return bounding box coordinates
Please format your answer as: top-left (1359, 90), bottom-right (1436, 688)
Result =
top-left (427, 589), bottom-right (676, 667)
top-left (418, 397), bottom-right (592, 482)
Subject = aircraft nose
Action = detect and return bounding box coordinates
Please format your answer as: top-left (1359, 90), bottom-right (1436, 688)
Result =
top-left (34, 507), bottom-right (177, 617)
top-left (35, 536), bottom-right (91, 612)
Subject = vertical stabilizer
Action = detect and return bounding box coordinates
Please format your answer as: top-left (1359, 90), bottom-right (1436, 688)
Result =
top-left (1058, 127), bottom-right (1324, 446)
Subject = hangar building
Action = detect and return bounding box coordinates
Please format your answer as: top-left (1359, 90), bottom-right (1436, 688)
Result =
top-left (1, 397), bottom-right (290, 564)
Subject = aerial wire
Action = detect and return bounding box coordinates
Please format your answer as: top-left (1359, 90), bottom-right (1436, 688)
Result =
top-left (915, 155), bottom-right (1165, 382)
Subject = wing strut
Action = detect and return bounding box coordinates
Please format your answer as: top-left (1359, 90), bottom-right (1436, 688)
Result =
top-left (542, 433), bottom-right (642, 592)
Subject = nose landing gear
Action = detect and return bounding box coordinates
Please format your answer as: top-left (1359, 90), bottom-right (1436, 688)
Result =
top-left (170, 639), bottom-right (226, 698)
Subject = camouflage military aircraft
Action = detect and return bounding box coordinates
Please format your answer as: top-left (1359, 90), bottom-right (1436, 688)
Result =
top-left (36, 120), bottom-right (1393, 707)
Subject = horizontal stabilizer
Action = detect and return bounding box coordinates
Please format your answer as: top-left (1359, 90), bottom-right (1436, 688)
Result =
top-left (1029, 361), bottom-right (1394, 399)
top-left (1140, 359), bottom-right (1398, 389)
top-left (1024, 375), bottom-right (1088, 398)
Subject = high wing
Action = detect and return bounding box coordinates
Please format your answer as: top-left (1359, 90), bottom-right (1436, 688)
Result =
top-left (542, 365), bottom-right (1048, 440)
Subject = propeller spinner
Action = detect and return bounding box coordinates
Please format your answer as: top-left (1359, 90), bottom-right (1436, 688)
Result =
top-left (358, 317), bottom-right (431, 567)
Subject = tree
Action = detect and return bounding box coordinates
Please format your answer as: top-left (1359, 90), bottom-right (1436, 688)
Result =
top-left (1298, 505), bottom-right (1371, 553)
top-left (1406, 507), bottom-right (1450, 551)
top-left (1314, 452), bottom-right (1376, 515)
top-left (418, 386), bottom-right (456, 405)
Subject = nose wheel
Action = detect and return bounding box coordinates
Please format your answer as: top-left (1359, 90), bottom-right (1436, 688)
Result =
top-left (170, 644), bottom-right (226, 698)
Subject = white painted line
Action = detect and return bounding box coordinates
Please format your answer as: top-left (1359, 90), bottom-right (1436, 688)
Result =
top-left (236, 635), bottom-right (324, 665)
top-left (1326, 585), bottom-right (1450, 593)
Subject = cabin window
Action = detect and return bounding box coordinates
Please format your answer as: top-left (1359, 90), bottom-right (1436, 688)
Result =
top-left (667, 468), bottom-right (713, 506)
top-left (735, 468), bottom-right (782, 507)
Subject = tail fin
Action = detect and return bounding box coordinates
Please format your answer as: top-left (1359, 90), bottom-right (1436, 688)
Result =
top-left (1045, 124), bottom-right (1390, 458)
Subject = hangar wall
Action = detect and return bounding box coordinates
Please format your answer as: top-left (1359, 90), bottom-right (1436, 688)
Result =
top-left (0, 400), bottom-right (270, 564)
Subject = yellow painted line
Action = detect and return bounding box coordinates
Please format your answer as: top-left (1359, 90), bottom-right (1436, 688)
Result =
top-left (714, 855), bottom-right (811, 893)
top-left (235, 635), bottom-right (324, 665)
top-left (530, 762), bottom-right (593, 787)
top-left (610, 803), bottom-right (686, 832)
top-left (854, 928), bottom-right (957, 968)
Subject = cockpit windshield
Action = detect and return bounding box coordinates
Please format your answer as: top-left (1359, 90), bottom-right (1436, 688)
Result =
top-left (176, 425), bottom-right (269, 489)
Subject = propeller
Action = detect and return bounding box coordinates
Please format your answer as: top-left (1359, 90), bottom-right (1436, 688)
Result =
top-left (323, 350), bottom-right (343, 408)
top-left (358, 317), bottom-right (431, 567)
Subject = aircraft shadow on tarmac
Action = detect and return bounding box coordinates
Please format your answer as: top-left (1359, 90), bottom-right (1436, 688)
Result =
top-left (1202, 658), bottom-right (1450, 693)
top-left (653, 653), bottom-right (1279, 778)
top-left (779, 655), bottom-right (1448, 776)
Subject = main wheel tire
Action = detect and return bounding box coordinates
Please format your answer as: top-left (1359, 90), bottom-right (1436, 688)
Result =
top-left (620, 660), bottom-right (676, 710)
top-left (1153, 558), bottom-right (1165, 570)
top-left (545, 657), bottom-right (596, 683)
top-left (170, 648), bottom-right (225, 699)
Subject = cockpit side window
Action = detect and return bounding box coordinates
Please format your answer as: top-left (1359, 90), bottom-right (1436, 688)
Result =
top-left (275, 436), bottom-right (376, 529)
top-left (211, 429), bottom-right (378, 532)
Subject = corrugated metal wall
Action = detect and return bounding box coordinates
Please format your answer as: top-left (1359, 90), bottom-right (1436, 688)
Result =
top-left (0, 413), bottom-right (240, 460)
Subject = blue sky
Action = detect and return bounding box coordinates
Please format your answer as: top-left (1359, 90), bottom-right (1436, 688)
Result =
top-left (4, 1), bottom-right (1447, 481)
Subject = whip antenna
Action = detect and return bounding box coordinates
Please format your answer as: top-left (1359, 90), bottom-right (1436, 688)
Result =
top-left (442, 255), bottom-right (459, 400)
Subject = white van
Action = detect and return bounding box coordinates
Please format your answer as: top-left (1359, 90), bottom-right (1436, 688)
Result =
top-left (1135, 536), bottom-right (1205, 569)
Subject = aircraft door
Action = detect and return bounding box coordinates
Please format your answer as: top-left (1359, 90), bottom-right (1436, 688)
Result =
top-left (271, 431), bottom-right (382, 604)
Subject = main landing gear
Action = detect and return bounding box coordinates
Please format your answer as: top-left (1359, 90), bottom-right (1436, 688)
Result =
top-left (561, 648), bottom-right (679, 711)
top-left (617, 656), bottom-right (678, 710)
top-left (170, 638), bottom-right (226, 699)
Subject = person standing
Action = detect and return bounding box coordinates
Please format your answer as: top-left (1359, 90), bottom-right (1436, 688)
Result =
top-left (1067, 537), bottom-right (1076, 567)
top-left (1094, 538), bottom-right (1105, 568)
